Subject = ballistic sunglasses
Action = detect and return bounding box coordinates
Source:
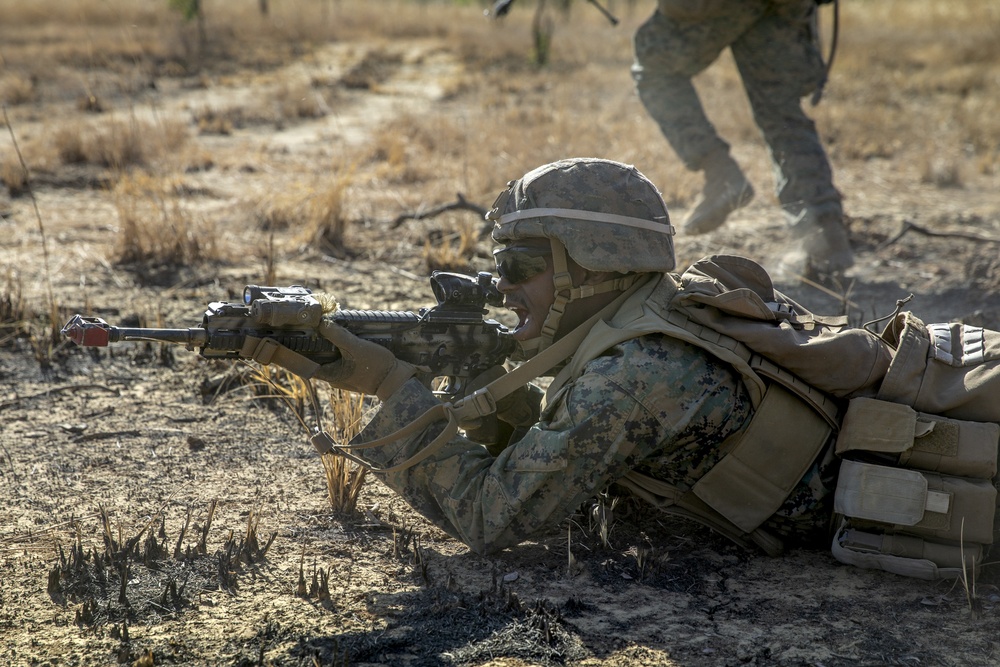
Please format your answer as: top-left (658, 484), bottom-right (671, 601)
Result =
top-left (493, 246), bottom-right (551, 284)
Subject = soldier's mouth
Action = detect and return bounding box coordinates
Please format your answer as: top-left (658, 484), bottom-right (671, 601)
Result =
top-left (505, 301), bottom-right (530, 333)
top-left (511, 307), bottom-right (528, 330)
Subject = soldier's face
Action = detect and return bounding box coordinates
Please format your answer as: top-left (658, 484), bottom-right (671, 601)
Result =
top-left (495, 241), bottom-right (555, 341)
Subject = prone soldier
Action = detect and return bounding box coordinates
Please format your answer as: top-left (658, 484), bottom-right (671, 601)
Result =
top-left (257, 157), bottom-right (1000, 581)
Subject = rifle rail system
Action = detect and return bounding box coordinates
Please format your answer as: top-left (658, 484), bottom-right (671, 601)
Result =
top-left (62, 272), bottom-right (516, 400)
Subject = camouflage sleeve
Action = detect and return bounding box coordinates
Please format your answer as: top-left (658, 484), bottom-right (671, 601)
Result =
top-left (350, 335), bottom-right (751, 554)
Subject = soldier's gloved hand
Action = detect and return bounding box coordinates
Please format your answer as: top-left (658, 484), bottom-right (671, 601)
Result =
top-left (313, 321), bottom-right (417, 400)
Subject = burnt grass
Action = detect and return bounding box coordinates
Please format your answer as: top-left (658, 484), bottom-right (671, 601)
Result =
top-left (36, 375), bottom-right (749, 667)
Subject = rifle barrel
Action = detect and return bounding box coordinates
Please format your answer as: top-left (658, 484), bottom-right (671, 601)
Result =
top-left (112, 327), bottom-right (208, 346)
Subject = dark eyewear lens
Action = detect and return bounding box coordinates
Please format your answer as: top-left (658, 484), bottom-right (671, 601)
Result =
top-left (493, 247), bottom-right (550, 284)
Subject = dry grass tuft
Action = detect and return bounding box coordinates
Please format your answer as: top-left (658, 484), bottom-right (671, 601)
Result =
top-left (253, 175), bottom-right (355, 257)
top-left (111, 171), bottom-right (221, 266)
top-left (248, 365), bottom-right (369, 515)
top-left (321, 389), bottom-right (369, 516)
top-left (0, 156), bottom-right (29, 197)
top-left (51, 124), bottom-right (88, 165)
top-left (0, 74), bottom-right (37, 106)
top-left (91, 117), bottom-right (150, 170)
top-left (296, 173), bottom-right (355, 258)
top-left (0, 270), bottom-right (30, 347)
top-left (89, 116), bottom-right (189, 170)
top-left (920, 155), bottom-right (964, 189)
top-left (273, 79), bottom-right (329, 122)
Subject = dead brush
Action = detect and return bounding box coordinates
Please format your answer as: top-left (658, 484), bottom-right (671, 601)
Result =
top-left (247, 364), bottom-right (370, 515)
top-left (297, 172), bottom-right (355, 259)
top-left (3, 106), bottom-right (65, 367)
top-left (0, 269), bottom-right (30, 347)
top-left (111, 171), bottom-right (221, 267)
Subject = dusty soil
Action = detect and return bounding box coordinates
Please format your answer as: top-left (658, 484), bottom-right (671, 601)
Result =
top-left (4, 17), bottom-right (1000, 667)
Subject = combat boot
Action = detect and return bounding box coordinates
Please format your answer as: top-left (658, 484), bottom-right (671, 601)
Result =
top-left (682, 152), bottom-right (754, 235)
top-left (793, 210), bottom-right (854, 277)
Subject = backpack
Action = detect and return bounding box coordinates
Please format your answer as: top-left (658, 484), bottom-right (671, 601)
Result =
top-left (568, 255), bottom-right (1000, 579)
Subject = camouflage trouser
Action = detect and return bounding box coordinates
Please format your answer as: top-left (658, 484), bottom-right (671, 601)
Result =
top-left (632, 0), bottom-right (841, 220)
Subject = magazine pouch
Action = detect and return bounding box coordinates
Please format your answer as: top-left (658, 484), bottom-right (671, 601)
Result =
top-left (836, 397), bottom-right (999, 479)
top-left (832, 397), bottom-right (998, 579)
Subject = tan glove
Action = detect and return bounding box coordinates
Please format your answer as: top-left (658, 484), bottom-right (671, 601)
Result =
top-left (312, 321), bottom-right (417, 400)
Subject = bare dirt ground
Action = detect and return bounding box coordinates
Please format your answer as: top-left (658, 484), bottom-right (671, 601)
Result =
top-left (3, 4), bottom-right (1000, 666)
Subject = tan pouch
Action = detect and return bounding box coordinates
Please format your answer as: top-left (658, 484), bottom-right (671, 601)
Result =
top-left (836, 397), bottom-right (999, 479)
top-left (693, 382), bottom-right (833, 534)
top-left (831, 519), bottom-right (982, 580)
top-left (834, 459), bottom-right (996, 545)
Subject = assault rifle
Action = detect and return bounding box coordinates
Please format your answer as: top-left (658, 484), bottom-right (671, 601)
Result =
top-left (61, 272), bottom-right (516, 401)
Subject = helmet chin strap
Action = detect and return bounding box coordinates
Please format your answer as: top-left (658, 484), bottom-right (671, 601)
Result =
top-left (515, 238), bottom-right (639, 360)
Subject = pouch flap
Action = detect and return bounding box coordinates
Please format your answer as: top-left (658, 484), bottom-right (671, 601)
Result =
top-left (907, 414), bottom-right (999, 479)
top-left (676, 255), bottom-right (791, 322)
top-left (693, 382), bottom-right (832, 533)
top-left (834, 459), bottom-right (947, 526)
top-left (836, 397), bottom-right (917, 456)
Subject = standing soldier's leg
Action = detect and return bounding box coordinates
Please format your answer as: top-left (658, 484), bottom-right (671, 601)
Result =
top-left (731, 1), bottom-right (853, 275)
top-left (632, 6), bottom-right (762, 235)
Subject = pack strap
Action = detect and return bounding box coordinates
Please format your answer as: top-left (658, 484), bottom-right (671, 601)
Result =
top-left (663, 308), bottom-right (842, 427)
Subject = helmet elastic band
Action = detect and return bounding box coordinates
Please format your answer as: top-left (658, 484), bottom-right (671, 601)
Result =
top-left (495, 207), bottom-right (674, 236)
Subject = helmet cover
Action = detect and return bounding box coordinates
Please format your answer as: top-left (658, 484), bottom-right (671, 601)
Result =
top-left (489, 157), bottom-right (675, 273)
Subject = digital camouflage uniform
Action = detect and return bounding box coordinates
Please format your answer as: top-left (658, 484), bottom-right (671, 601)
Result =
top-left (340, 158), bottom-right (830, 553)
top-left (632, 0), bottom-right (842, 223)
top-left (344, 159), bottom-right (838, 555)
top-left (350, 323), bottom-right (835, 554)
top-left (266, 157), bottom-right (995, 577)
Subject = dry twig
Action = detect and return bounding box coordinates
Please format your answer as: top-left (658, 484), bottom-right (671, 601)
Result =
top-left (878, 220), bottom-right (1000, 250)
top-left (388, 192), bottom-right (490, 236)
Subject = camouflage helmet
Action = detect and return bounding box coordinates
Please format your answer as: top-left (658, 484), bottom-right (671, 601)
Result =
top-left (489, 157), bottom-right (675, 273)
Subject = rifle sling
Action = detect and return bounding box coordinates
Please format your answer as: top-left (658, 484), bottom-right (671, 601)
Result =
top-left (241, 335), bottom-right (322, 379)
top-left (327, 279), bottom-right (649, 474)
